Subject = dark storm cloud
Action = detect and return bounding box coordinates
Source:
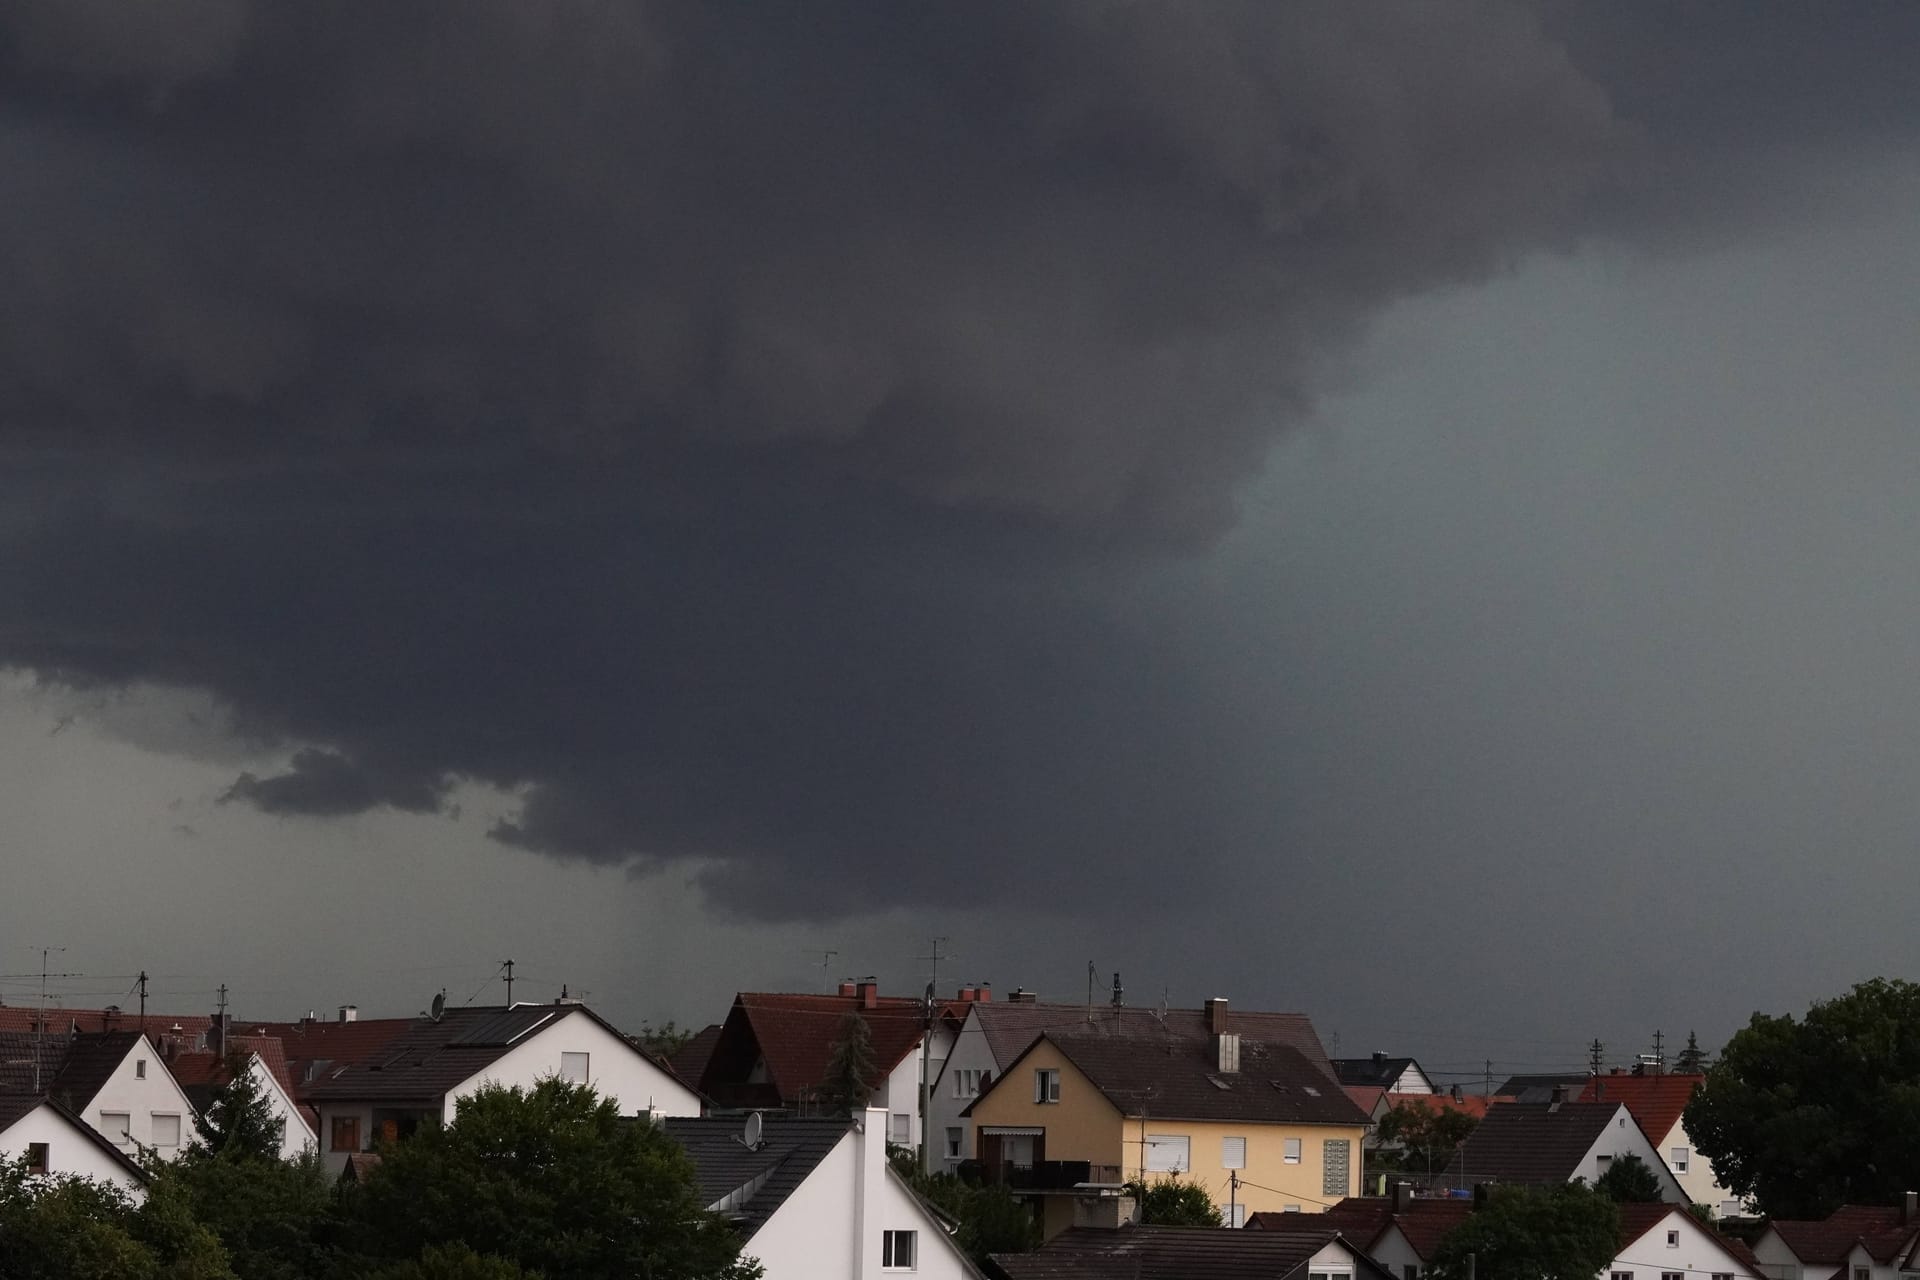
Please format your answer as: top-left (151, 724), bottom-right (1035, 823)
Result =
top-left (3, 3), bottom-right (1917, 917)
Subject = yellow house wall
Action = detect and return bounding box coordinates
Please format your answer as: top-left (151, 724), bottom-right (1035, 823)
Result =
top-left (964, 1040), bottom-right (1125, 1171)
top-left (1124, 1116), bottom-right (1367, 1219)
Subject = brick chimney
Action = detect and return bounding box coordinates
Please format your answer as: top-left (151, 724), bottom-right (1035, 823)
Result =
top-left (977, 983), bottom-right (991, 1002)
top-left (1204, 997), bottom-right (1229, 1037)
top-left (839, 981), bottom-right (859, 998)
top-left (957, 986), bottom-right (976, 1002)
top-left (209, 1008), bottom-right (228, 1057)
top-left (856, 979), bottom-right (878, 1010)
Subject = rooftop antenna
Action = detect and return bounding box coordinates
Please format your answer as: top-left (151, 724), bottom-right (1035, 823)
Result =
top-left (1651, 1029), bottom-right (1666, 1075)
top-left (817, 949), bottom-right (839, 993)
top-left (1111, 972), bottom-right (1124, 1008)
top-left (1087, 961), bottom-right (1097, 1024)
top-left (734, 1112), bottom-right (765, 1151)
top-left (1589, 1038), bottom-right (1605, 1076)
top-left (29, 946), bottom-right (74, 1094)
top-left (501, 959), bottom-right (516, 1006)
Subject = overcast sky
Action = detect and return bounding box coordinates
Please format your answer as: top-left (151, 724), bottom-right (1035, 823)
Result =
top-left (5, 3), bottom-right (1920, 1083)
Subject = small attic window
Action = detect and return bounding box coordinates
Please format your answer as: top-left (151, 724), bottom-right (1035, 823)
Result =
top-left (1270, 1080), bottom-right (1289, 1092)
top-left (1208, 1076), bottom-right (1232, 1090)
top-left (1303, 1085), bottom-right (1321, 1097)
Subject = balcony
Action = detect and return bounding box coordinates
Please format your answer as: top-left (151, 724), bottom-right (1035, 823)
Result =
top-left (975, 1159), bottom-right (1124, 1191)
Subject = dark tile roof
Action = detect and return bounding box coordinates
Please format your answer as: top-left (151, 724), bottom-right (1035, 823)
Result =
top-left (1441, 1101), bottom-right (1623, 1187)
top-left (241, 1017), bottom-right (417, 1100)
top-left (1022, 1032), bottom-right (1369, 1126)
top-left (0, 1007), bottom-right (212, 1037)
top-left (700, 993), bottom-right (930, 1109)
top-left (47, 1032), bottom-right (144, 1112)
top-left (969, 1002), bottom-right (1339, 1084)
top-left (1770, 1206), bottom-right (1916, 1265)
top-left (661, 1116), bottom-right (849, 1234)
top-left (1493, 1074), bottom-right (1588, 1104)
top-left (0, 1093), bottom-right (150, 1185)
top-left (1579, 1073), bottom-right (1704, 1143)
top-left (303, 1005), bottom-right (589, 1103)
top-left (1334, 1056), bottom-right (1424, 1089)
top-left (990, 1224), bottom-right (1392, 1280)
top-left (669, 1024), bottom-right (723, 1087)
top-left (0, 1031), bottom-right (72, 1094)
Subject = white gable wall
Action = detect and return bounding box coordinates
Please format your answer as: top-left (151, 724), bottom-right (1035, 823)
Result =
top-left (930, 1005), bottom-right (997, 1171)
top-left (875, 1041), bottom-right (928, 1152)
top-left (88, 1036), bottom-right (199, 1161)
top-left (1610, 1208), bottom-right (1761, 1280)
top-left (1393, 1065), bottom-right (1435, 1094)
top-left (1576, 1105), bottom-right (1688, 1203)
top-left (447, 1009), bottom-right (702, 1123)
top-left (241, 1054), bottom-right (317, 1159)
top-left (0, 1105), bottom-right (145, 1200)
top-left (743, 1109), bottom-right (977, 1280)
top-left (1370, 1222), bottom-right (1429, 1279)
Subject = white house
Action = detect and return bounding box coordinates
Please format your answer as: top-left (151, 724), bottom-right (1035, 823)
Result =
top-left (305, 1001), bottom-right (702, 1173)
top-left (1440, 1097), bottom-right (1687, 1202)
top-left (664, 1108), bottom-right (983, 1280)
top-left (1753, 1200), bottom-right (1920, 1280)
top-left (0, 1030), bottom-right (203, 1162)
top-left (0, 1095), bottom-right (149, 1200)
top-left (1334, 1054), bottom-right (1439, 1095)
top-left (167, 1035), bottom-right (318, 1160)
top-left (1579, 1072), bottom-right (1744, 1216)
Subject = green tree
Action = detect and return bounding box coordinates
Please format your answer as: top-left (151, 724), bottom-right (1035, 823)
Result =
top-left (1124, 1173), bottom-right (1222, 1227)
top-left (368, 1243), bottom-right (541, 1279)
top-left (1684, 978), bottom-right (1920, 1218)
top-left (1427, 1185), bottom-right (1620, 1280)
top-left (888, 1158), bottom-right (1039, 1265)
top-left (340, 1079), bottom-right (760, 1280)
top-left (817, 1012), bottom-right (877, 1115)
top-left (637, 1021), bottom-right (695, 1058)
top-left (192, 1057), bottom-right (283, 1161)
top-left (156, 1147), bottom-right (332, 1280)
top-left (0, 1156), bottom-right (233, 1280)
top-left (1674, 1032), bottom-right (1711, 1075)
top-left (1594, 1153), bottom-right (1664, 1203)
top-left (1375, 1103), bottom-right (1480, 1180)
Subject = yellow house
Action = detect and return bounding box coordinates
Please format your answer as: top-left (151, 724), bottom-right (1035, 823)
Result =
top-left (965, 1017), bottom-right (1371, 1237)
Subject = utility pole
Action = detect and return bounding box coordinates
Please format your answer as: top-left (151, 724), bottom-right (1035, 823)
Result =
top-left (1589, 1038), bottom-right (1604, 1076)
top-left (1086, 961), bottom-right (1096, 1024)
top-left (1652, 1029), bottom-right (1665, 1074)
top-left (818, 950), bottom-right (839, 993)
top-left (1483, 1059), bottom-right (1493, 1100)
top-left (1228, 1169), bottom-right (1239, 1229)
top-left (917, 938), bottom-right (950, 1176)
top-left (501, 959), bottom-right (516, 1006)
top-left (137, 971), bottom-right (149, 1033)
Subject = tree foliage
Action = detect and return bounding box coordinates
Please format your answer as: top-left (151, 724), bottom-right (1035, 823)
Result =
top-left (1375, 1103), bottom-right (1480, 1177)
top-left (1594, 1153), bottom-right (1664, 1203)
top-left (1675, 1032), bottom-right (1711, 1075)
top-left (343, 1079), bottom-right (760, 1280)
top-left (1427, 1185), bottom-right (1620, 1280)
top-left (889, 1156), bottom-right (1039, 1265)
top-left (193, 1057), bottom-right (284, 1161)
top-left (636, 1021), bottom-right (695, 1058)
top-left (157, 1146), bottom-right (332, 1280)
top-left (0, 1156), bottom-right (233, 1280)
top-left (817, 1012), bottom-right (878, 1115)
top-left (1124, 1173), bottom-right (1222, 1227)
top-left (1684, 978), bottom-right (1920, 1218)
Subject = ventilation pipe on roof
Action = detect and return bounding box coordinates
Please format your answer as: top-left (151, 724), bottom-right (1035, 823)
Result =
top-left (1906, 1191), bottom-right (1917, 1225)
top-left (339, 1005), bottom-right (357, 1024)
top-left (1205, 998), bottom-right (1229, 1037)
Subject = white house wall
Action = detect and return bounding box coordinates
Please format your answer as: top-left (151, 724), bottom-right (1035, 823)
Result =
top-left (930, 1006), bottom-right (998, 1171)
top-left (1609, 1210), bottom-right (1760, 1280)
top-left (243, 1054), bottom-right (316, 1159)
top-left (876, 1040), bottom-right (928, 1151)
top-left (1369, 1222), bottom-right (1429, 1279)
top-left (86, 1037), bottom-right (199, 1162)
top-left (0, 1106), bottom-right (145, 1200)
top-left (446, 1010), bottom-right (703, 1123)
top-left (1576, 1105), bottom-right (1688, 1203)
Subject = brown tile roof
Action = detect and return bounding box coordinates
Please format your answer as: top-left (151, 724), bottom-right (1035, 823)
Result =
top-left (242, 1017), bottom-right (416, 1099)
top-left (0, 1007), bottom-right (212, 1037)
top-left (989, 1031), bottom-right (1369, 1127)
top-left (700, 993), bottom-right (931, 1108)
top-left (969, 1002), bottom-right (1338, 1083)
top-left (303, 1005), bottom-right (592, 1104)
top-left (1579, 1073), bottom-right (1704, 1144)
top-left (669, 1024), bottom-right (722, 1087)
top-left (1440, 1101), bottom-right (1626, 1187)
top-left (992, 1225), bottom-right (1393, 1280)
top-left (1346, 1085), bottom-right (1388, 1114)
top-left (1770, 1206), bottom-right (1916, 1265)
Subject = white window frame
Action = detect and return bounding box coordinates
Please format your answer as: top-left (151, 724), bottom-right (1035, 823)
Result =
top-left (1670, 1145), bottom-right (1691, 1173)
top-left (99, 1112), bottom-right (131, 1146)
top-left (135, 1059), bottom-right (146, 1080)
top-left (952, 1068), bottom-right (981, 1099)
top-left (1612, 1271), bottom-right (1634, 1280)
top-left (1145, 1133), bottom-right (1190, 1173)
top-left (1663, 1271), bottom-right (1684, 1280)
top-left (559, 1051), bottom-right (590, 1084)
top-left (882, 1228), bottom-right (917, 1271)
top-left (1222, 1136), bottom-right (1247, 1170)
top-left (1668, 1231), bottom-right (1680, 1248)
top-left (889, 1113), bottom-right (911, 1144)
top-left (1035, 1068), bottom-right (1060, 1104)
top-left (945, 1127), bottom-right (962, 1159)
top-left (1226, 1203), bottom-right (1247, 1228)
top-left (151, 1112), bottom-right (182, 1147)
top-left (1309, 1269), bottom-right (1354, 1280)
top-left (1283, 1137), bottom-right (1302, 1164)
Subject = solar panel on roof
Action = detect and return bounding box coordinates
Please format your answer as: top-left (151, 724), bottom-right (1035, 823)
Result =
top-left (446, 1008), bottom-right (557, 1047)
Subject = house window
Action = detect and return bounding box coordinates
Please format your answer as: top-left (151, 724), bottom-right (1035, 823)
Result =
top-left (882, 1229), bottom-right (917, 1270)
top-left (1713, 1273), bottom-right (1734, 1280)
top-left (1226, 1203), bottom-right (1247, 1228)
top-left (1664, 1273), bottom-right (1684, 1280)
top-left (1854, 1269), bottom-right (1870, 1280)
top-left (1670, 1146), bottom-right (1691, 1173)
top-left (952, 1068), bottom-right (983, 1098)
top-left (1667, 1231), bottom-right (1680, 1248)
top-left (1596, 1154), bottom-right (1614, 1174)
top-left (1146, 1134), bottom-right (1190, 1173)
top-left (25, 1142), bottom-right (49, 1175)
top-left (1309, 1269), bottom-right (1354, 1280)
top-left (559, 1052), bottom-right (589, 1083)
top-left (1284, 1205), bottom-right (1301, 1213)
top-left (1612, 1271), bottom-right (1634, 1280)
top-left (1222, 1136), bottom-right (1247, 1170)
top-left (99, 1112), bottom-right (132, 1146)
top-left (135, 1059), bottom-right (147, 1080)
top-left (890, 1113), bottom-right (911, 1145)
top-left (331, 1116), bottom-right (360, 1152)
top-left (1324, 1139), bottom-right (1352, 1196)
top-left (274, 1118), bottom-right (287, 1148)
top-left (1404, 1268), bottom-right (1420, 1280)
top-left (946, 1127), bottom-right (962, 1159)
top-left (1034, 1068), bottom-right (1060, 1104)
top-left (1284, 1137), bottom-right (1302, 1164)
top-left (151, 1113), bottom-right (181, 1147)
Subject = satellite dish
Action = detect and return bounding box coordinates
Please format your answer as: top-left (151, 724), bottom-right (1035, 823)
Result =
top-left (743, 1112), bottom-right (764, 1150)
top-left (429, 991), bottom-right (446, 1022)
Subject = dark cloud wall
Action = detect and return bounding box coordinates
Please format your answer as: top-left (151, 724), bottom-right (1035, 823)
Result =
top-left (2, 3), bottom-right (1916, 918)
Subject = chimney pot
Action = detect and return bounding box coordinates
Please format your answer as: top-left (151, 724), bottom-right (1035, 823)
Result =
top-left (1373, 1051), bottom-right (1385, 1066)
top-left (1451, 1083), bottom-right (1462, 1102)
top-left (857, 979), bottom-right (878, 1010)
top-left (1551, 1083), bottom-right (1571, 1107)
top-left (1205, 998), bottom-right (1229, 1037)
top-left (1393, 1181), bottom-right (1414, 1214)
top-left (979, 983), bottom-right (991, 1002)
top-left (1905, 1191), bottom-right (1917, 1225)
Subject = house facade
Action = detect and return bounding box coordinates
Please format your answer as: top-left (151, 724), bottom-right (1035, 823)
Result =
top-left (306, 1002), bottom-right (702, 1173)
top-left (1439, 1098), bottom-right (1687, 1202)
top-left (1579, 1072), bottom-right (1742, 1216)
top-left (167, 1036), bottom-right (317, 1160)
top-left (965, 1025), bottom-right (1369, 1236)
top-left (1752, 1201), bottom-right (1920, 1280)
top-left (1335, 1055), bottom-right (1438, 1095)
top-left (665, 1108), bottom-right (983, 1280)
top-left (0, 1030), bottom-right (202, 1161)
top-left (0, 1096), bottom-right (149, 1199)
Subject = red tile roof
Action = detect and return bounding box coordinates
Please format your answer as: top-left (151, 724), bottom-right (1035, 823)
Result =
top-left (240, 1018), bottom-right (416, 1099)
top-left (1769, 1206), bottom-right (1915, 1265)
top-left (1380, 1091), bottom-right (1505, 1120)
top-left (1578, 1073), bottom-right (1704, 1144)
top-left (700, 992), bottom-right (931, 1107)
top-left (0, 1006), bottom-right (212, 1037)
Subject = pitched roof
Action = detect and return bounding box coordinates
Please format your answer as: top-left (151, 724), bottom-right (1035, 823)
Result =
top-left (0, 1007), bottom-right (212, 1037)
top-left (991, 1224), bottom-right (1393, 1280)
top-left (1440, 1101), bottom-right (1623, 1186)
top-left (0, 1031), bottom-right (72, 1094)
top-left (1248, 1197), bottom-right (1474, 1260)
top-left (1769, 1206), bottom-right (1916, 1265)
top-left (660, 1116), bottom-right (850, 1234)
top-left (166, 1037), bottom-right (300, 1113)
top-left (984, 1031), bottom-right (1368, 1126)
top-left (1494, 1074), bottom-right (1589, 1104)
top-left (1346, 1085), bottom-right (1388, 1114)
top-left (1334, 1056), bottom-right (1425, 1089)
top-left (1379, 1091), bottom-right (1505, 1121)
top-left (1579, 1073), bottom-right (1704, 1143)
top-left (303, 1004), bottom-right (600, 1103)
top-left (0, 1093), bottom-right (150, 1185)
top-left (700, 993), bottom-right (931, 1108)
top-left (242, 1017), bottom-right (419, 1099)
top-left (968, 1002), bottom-right (1338, 1084)
top-left (47, 1032), bottom-right (144, 1111)
top-left (669, 1024), bottom-right (722, 1087)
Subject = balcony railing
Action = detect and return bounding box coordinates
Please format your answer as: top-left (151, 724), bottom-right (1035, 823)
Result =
top-left (974, 1159), bottom-right (1124, 1191)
